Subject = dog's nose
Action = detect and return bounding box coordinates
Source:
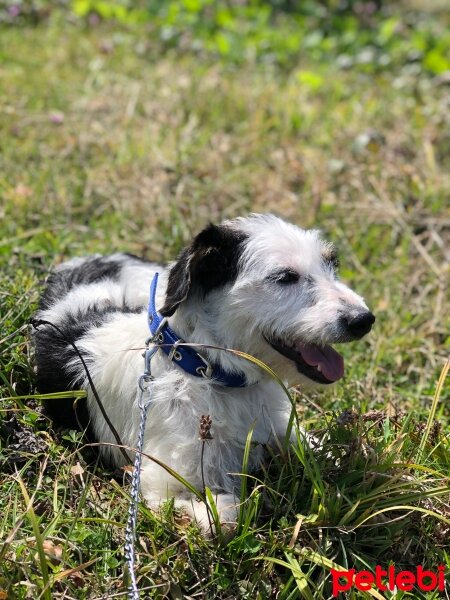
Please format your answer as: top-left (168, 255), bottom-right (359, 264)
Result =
top-left (345, 311), bottom-right (375, 338)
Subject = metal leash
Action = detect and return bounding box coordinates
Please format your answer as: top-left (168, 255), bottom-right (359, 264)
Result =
top-left (124, 343), bottom-right (157, 599)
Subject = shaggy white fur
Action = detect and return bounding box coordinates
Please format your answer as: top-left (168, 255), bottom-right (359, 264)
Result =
top-left (33, 214), bottom-right (375, 533)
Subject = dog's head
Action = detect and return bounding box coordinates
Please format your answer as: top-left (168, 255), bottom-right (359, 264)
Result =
top-left (161, 214), bottom-right (374, 387)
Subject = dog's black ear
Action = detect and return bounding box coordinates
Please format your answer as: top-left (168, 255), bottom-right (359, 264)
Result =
top-left (160, 224), bottom-right (247, 316)
top-left (159, 246), bottom-right (192, 317)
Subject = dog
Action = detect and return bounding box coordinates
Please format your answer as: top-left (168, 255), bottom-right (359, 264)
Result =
top-left (33, 213), bottom-right (375, 533)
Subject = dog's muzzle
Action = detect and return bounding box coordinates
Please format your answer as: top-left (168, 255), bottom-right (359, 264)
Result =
top-left (264, 310), bottom-right (375, 385)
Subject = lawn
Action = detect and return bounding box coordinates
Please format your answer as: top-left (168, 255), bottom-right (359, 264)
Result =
top-left (0, 2), bottom-right (449, 598)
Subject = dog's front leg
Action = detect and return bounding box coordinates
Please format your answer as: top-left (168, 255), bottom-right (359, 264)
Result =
top-left (267, 402), bottom-right (321, 453)
top-left (139, 462), bottom-right (239, 537)
top-left (179, 492), bottom-right (239, 538)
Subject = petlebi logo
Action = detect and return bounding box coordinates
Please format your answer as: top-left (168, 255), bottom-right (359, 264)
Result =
top-left (331, 565), bottom-right (446, 596)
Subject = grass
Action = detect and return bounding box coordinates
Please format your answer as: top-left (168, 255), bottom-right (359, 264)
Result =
top-left (0, 4), bottom-right (449, 599)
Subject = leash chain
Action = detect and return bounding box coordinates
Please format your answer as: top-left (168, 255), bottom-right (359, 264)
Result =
top-left (124, 346), bottom-right (157, 599)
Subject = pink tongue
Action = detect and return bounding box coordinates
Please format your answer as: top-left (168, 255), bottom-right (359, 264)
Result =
top-left (297, 343), bottom-right (344, 382)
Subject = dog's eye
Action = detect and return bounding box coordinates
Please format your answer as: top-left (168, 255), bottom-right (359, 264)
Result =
top-left (268, 269), bottom-right (300, 285)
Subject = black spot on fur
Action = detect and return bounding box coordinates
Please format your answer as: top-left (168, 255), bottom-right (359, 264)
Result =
top-left (322, 246), bottom-right (340, 271)
top-left (160, 224), bottom-right (247, 316)
top-left (33, 304), bottom-right (143, 428)
top-left (39, 257), bottom-right (125, 310)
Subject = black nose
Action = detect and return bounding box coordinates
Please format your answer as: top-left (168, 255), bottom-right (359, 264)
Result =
top-left (346, 311), bottom-right (375, 338)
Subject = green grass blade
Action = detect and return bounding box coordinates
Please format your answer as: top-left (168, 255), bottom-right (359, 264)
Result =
top-left (1, 390), bottom-right (87, 401)
top-left (16, 474), bottom-right (52, 600)
top-left (417, 358), bottom-right (449, 462)
top-left (238, 426), bottom-right (254, 533)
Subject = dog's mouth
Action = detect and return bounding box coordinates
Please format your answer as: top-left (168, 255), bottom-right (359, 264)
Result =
top-left (265, 335), bottom-right (344, 384)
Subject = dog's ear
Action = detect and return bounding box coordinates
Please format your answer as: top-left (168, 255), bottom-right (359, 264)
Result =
top-left (159, 246), bottom-right (192, 317)
top-left (160, 224), bottom-right (246, 316)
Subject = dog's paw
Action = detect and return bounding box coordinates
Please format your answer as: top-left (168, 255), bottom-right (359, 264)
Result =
top-left (178, 493), bottom-right (239, 539)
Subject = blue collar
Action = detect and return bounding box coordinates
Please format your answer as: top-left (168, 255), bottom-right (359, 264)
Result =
top-left (147, 273), bottom-right (248, 388)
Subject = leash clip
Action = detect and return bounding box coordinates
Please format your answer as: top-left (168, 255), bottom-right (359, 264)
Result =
top-left (138, 346), bottom-right (156, 404)
top-left (138, 373), bottom-right (154, 394)
top-left (142, 346), bottom-right (158, 378)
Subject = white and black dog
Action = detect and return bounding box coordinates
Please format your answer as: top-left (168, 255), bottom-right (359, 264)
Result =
top-left (33, 213), bottom-right (374, 532)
